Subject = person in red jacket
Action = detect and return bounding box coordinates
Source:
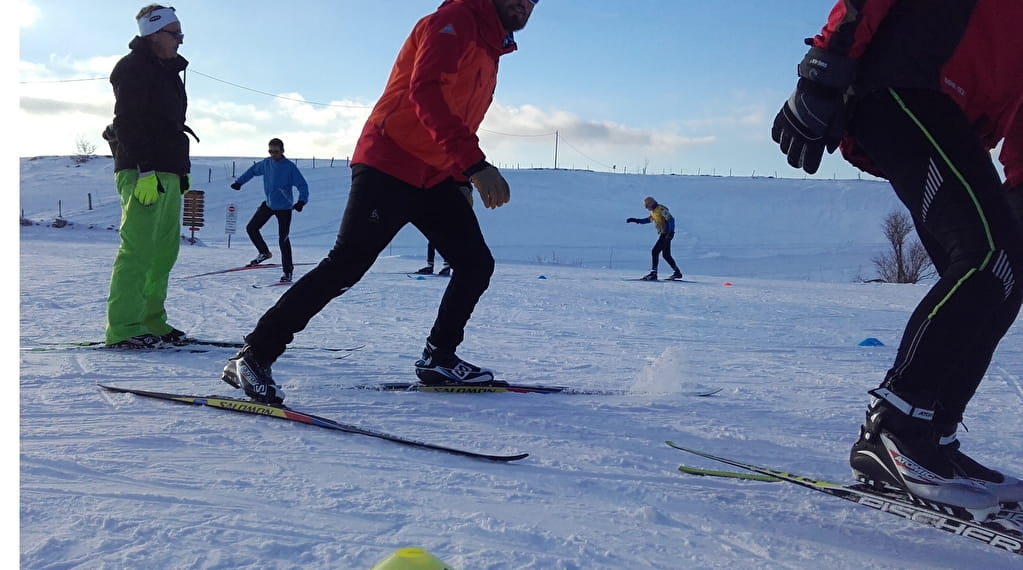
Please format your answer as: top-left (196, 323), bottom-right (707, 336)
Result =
top-left (772, 0), bottom-right (1023, 515)
top-left (222, 0), bottom-right (538, 404)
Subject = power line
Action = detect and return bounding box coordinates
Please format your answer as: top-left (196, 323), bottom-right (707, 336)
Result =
top-left (187, 69), bottom-right (372, 109)
top-left (21, 70), bottom-right (562, 141)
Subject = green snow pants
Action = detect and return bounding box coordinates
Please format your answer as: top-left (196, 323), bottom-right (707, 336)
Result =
top-left (105, 170), bottom-right (183, 344)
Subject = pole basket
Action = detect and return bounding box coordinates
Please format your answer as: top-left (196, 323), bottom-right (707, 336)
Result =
top-left (182, 190), bottom-right (205, 244)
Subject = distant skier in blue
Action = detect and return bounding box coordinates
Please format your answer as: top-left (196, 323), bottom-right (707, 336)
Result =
top-left (626, 196), bottom-right (683, 281)
top-left (230, 138), bottom-right (309, 283)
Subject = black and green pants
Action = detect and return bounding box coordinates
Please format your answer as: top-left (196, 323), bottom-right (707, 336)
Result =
top-left (849, 88), bottom-right (1023, 424)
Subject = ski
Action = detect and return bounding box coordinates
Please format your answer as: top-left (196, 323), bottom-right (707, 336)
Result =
top-left (665, 441), bottom-right (1023, 557)
top-left (677, 464), bottom-right (781, 482)
top-left (22, 343), bottom-right (214, 354)
top-left (252, 281), bottom-right (293, 289)
top-left (367, 382), bottom-right (568, 394)
top-left (181, 262), bottom-right (315, 279)
top-left (622, 278), bottom-right (697, 283)
top-left (99, 385), bottom-right (528, 462)
top-left (180, 263), bottom-right (282, 278)
top-left (25, 339), bottom-right (364, 353)
top-left (359, 382), bottom-right (722, 397)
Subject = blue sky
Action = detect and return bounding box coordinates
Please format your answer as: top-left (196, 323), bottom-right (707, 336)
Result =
top-left (17, 0), bottom-right (879, 179)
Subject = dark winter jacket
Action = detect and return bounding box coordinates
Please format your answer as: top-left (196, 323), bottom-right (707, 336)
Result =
top-left (813, 0), bottom-right (1023, 186)
top-left (106, 35), bottom-right (192, 175)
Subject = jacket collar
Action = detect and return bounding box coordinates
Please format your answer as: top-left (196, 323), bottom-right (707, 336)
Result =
top-left (128, 35), bottom-right (189, 72)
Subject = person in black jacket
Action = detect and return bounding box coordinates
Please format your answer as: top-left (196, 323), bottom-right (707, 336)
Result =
top-left (103, 4), bottom-right (195, 349)
top-left (773, 0), bottom-right (1023, 513)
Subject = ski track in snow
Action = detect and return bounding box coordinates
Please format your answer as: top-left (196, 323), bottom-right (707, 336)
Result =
top-left (18, 157), bottom-right (1023, 569)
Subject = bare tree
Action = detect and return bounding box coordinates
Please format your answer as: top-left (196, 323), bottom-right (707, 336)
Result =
top-left (871, 210), bottom-right (935, 283)
top-left (73, 135), bottom-right (97, 164)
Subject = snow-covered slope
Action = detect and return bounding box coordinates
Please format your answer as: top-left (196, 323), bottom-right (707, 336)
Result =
top-left (19, 156), bottom-right (1022, 569)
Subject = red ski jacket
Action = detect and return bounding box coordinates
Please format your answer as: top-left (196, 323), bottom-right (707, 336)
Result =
top-left (812, 0), bottom-right (1023, 187)
top-left (351, 0), bottom-right (517, 188)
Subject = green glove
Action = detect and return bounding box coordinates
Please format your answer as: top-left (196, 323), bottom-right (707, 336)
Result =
top-left (133, 171), bottom-right (161, 206)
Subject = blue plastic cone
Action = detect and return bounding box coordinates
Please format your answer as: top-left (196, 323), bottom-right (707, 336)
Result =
top-left (370, 547), bottom-right (454, 570)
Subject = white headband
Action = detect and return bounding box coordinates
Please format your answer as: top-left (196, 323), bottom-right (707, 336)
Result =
top-left (137, 7), bottom-right (179, 37)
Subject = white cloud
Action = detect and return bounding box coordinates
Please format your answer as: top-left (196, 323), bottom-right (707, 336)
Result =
top-left (17, 0), bottom-right (40, 28)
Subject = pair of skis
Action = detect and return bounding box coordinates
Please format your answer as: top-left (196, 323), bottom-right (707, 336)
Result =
top-left (666, 441), bottom-right (1022, 558)
top-left (96, 383), bottom-right (721, 462)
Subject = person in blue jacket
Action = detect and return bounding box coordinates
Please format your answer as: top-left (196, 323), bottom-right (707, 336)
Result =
top-left (231, 138), bottom-right (309, 282)
top-left (627, 196), bottom-right (683, 281)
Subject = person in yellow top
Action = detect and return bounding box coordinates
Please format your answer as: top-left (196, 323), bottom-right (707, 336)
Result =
top-left (626, 196), bottom-right (683, 281)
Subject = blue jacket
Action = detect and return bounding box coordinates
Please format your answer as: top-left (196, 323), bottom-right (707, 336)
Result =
top-left (235, 156), bottom-right (309, 211)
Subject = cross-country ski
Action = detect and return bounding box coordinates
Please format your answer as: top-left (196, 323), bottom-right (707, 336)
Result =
top-left (99, 385), bottom-right (528, 462)
top-left (665, 441), bottom-right (1023, 557)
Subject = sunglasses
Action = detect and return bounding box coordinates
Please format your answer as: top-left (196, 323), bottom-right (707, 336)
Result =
top-left (158, 29), bottom-right (184, 41)
top-left (268, 149), bottom-right (283, 155)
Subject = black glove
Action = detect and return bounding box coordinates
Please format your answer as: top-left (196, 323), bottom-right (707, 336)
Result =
top-left (665, 232), bottom-right (675, 240)
top-left (772, 46), bottom-right (856, 175)
top-left (293, 201), bottom-right (305, 212)
top-left (626, 218), bottom-right (640, 223)
top-left (230, 182), bottom-right (241, 190)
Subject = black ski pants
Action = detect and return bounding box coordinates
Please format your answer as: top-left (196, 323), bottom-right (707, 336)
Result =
top-left (651, 233), bottom-right (679, 273)
top-left (245, 164), bottom-right (493, 363)
top-left (848, 88), bottom-right (1023, 424)
top-left (246, 202), bottom-right (294, 273)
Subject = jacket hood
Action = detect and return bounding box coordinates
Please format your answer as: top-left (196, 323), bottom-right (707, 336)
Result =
top-left (439, 0), bottom-right (517, 53)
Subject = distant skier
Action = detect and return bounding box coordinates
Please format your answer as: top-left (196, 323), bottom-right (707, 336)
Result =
top-left (626, 196), bottom-right (683, 281)
top-left (230, 138), bottom-right (309, 283)
top-left (772, 0), bottom-right (1023, 513)
top-left (416, 243), bottom-right (451, 276)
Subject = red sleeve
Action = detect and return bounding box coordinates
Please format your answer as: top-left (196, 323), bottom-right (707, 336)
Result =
top-left (812, 0), bottom-right (898, 57)
top-left (1001, 103), bottom-right (1023, 188)
top-left (407, 8), bottom-right (485, 172)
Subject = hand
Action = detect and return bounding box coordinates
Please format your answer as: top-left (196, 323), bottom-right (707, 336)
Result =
top-left (230, 182), bottom-right (242, 190)
top-left (626, 218), bottom-right (640, 223)
top-left (466, 161), bottom-right (510, 209)
top-left (181, 173), bottom-right (191, 194)
top-left (133, 171), bottom-right (162, 206)
top-left (772, 81), bottom-right (846, 174)
top-left (772, 47), bottom-right (856, 175)
top-left (665, 232), bottom-right (675, 240)
top-left (293, 201), bottom-right (305, 212)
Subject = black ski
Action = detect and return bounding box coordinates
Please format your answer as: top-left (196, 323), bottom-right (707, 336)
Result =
top-left (358, 382), bottom-right (722, 397)
top-left (665, 441), bottom-right (1023, 557)
top-left (26, 340), bottom-right (364, 353)
top-left (99, 385), bottom-right (528, 462)
top-left (180, 262), bottom-right (315, 279)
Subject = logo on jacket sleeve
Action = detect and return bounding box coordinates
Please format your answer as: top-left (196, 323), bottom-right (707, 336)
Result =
top-left (440, 23), bottom-right (456, 35)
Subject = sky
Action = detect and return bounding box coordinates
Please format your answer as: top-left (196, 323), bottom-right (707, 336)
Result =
top-left (18, 156), bottom-right (1023, 568)
top-left (15, 0), bottom-right (889, 180)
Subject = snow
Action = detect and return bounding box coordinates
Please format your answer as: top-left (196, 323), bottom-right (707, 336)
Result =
top-left (19, 156), bottom-right (1023, 569)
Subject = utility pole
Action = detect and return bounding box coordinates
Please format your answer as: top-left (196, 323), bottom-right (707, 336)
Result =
top-left (554, 130), bottom-right (559, 170)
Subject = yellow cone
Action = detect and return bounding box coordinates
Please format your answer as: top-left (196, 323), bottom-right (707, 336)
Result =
top-left (370, 547), bottom-right (455, 570)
